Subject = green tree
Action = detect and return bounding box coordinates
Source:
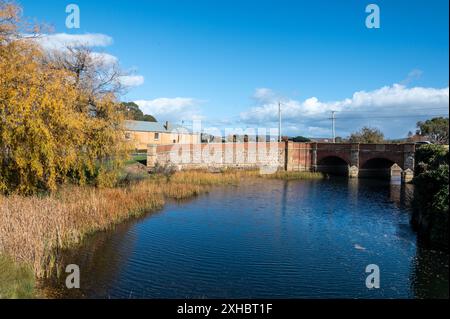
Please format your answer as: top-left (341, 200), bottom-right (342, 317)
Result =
top-left (141, 114), bottom-right (157, 122)
top-left (291, 136), bottom-right (311, 143)
top-left (348, 126), bottom-right (384, 144)
top-left (119, 102), bottom-right (157, 122)
top-left (414, 144), bottom-right (449, 176)
top-left (119, 102), bottom-right (143, 120)
top-left (416, 117), bottom-right (449, 145)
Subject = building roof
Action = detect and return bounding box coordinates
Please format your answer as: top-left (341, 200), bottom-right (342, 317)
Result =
top-left (125, 120), bottom-right (166, 132)
top-left (124, 120), bottom-right (193, 133)
top-left (165, 122), bottom-right (190, 132)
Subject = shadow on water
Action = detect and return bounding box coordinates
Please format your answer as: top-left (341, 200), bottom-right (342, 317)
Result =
top-left (39, 210), bottom-right (165, 299)
top-left (41, 177), bottom-right (448, 299)
top-left (411, 245), bottom-right (449, 299)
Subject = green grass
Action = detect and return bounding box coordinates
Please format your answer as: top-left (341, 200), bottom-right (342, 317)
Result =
top-left (263, 171), bottom-right (324, 180)
top-left (0, 255), bottom-right (36, 299)
top-left (125, 154), bottom-right (147, 165)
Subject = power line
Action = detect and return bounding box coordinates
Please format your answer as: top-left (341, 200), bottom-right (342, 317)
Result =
top-left (311, 111), bottom-right (448, 121)
top-left (333, 114), bottom-right (449, 120)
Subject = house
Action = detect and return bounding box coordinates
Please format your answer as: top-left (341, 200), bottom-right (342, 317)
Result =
top-left (124, 120), bottom-right (200, 151)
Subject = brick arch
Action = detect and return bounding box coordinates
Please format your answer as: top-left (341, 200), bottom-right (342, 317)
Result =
top-left (360, 157), bottom-right (399, 169)
top-left (317, 153), bottom-right (351, 166)
top-left (359, 154), bottom-right (404, 170)
top-left (316, 155), bottom-right (351, 176)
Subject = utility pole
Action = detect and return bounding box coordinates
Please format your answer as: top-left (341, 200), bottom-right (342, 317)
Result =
top-left (278, 101), bottom-right (282, 142)
top-left (331, 111), bottom-right (337, 143)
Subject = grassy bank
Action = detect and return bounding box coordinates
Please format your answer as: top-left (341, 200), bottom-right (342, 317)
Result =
top-left (261, 171), bottom-right (324, 180)
top-left (0, 255), bottom-right (35, 299)
top-left (0, 169), bottom-right (323, 298)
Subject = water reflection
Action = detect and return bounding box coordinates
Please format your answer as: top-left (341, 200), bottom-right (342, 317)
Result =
top-left (41, 212), bottom-right (162, 298)
top-left (347, 178), bottom-right (359, 205)
top-left (42, 178), bottom-right (448, 299)
top-left (389, 182), bottom-right (414, 208)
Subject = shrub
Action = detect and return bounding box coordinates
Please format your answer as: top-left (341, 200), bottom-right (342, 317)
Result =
top-left (412, 145), bottom-right (449, 251)
top-left (152, 162), bottom-right (178, 182)
top-left (414, 144), bottom-right (449, 176)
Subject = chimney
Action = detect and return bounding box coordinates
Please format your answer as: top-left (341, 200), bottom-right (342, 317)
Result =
top-left (164, 121), bottom-right (169, 130)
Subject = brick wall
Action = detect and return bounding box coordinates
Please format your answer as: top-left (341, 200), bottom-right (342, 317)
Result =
top-left (148, 142), bottom-right (293, 172)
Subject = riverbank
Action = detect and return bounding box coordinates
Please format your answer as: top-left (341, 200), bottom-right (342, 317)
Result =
top-left (0, 169), bottom-right (323, 298)
top-left (411, 145), bottom-right (449, 251)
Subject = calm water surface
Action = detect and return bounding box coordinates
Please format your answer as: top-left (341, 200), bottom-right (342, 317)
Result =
top-left (44, 178), bottom-right (449, 299)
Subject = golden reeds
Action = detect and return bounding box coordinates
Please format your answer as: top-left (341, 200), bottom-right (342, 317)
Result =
top-left (0, 181), bottom-right (165, 278)
top-left (0, 169), bottom-right (323, 286)
top-left (261, 171), bottom-right (324, 180)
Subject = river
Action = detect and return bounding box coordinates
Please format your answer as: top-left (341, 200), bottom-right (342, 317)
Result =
top-left (42, 178), bottom-right (449, 299)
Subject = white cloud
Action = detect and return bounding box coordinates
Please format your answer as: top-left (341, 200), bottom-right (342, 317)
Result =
top-left (253, 88), bottom-right (275, 101)
top-left (119, 75), bottom-right (145, 87)
top-left (89, 52), bottom-right (118, 66)
top-left (401, 69), bottom-right (423, 85)
top-left (30, 33), bottom-right (119, 66)
top-left (134, 98), bottom-right (204, 123)
top-left (240, 84), bottom-right (449, 138)
top-left (31, 33), bottom-right (145, 91)
top-left (34, 33), bottom-right (113, 50)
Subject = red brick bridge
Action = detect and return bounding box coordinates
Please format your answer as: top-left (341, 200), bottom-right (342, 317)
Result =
top-left (148, 142), bottom-right (416, 183)
top-left (286, 142), bottom-right (415, 182)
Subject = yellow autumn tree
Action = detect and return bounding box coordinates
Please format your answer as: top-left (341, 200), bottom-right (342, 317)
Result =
top-left (0, 1), bottom-right (129, 194)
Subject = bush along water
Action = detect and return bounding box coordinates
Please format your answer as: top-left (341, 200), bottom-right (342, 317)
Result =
top-left (411, 145), bottom-right (449, 251)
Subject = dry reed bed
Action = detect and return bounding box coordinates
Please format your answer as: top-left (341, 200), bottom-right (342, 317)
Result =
top-left (0, 170), bottom-right (323, 279)
top-left (262, 171), bottom-right (324, 180)
top-left (0, 181), bottom-right (165, 277)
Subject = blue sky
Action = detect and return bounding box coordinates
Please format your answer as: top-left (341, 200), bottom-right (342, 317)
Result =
top-left (19, 0), bottom-right (449, 138)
